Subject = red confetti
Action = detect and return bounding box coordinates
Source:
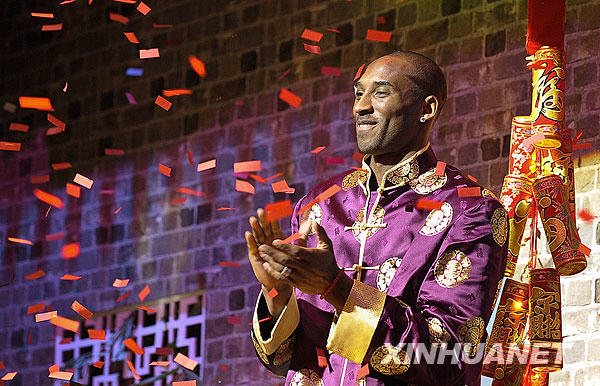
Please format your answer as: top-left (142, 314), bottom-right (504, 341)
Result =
top-left (19, 96), bottom-right (53, 111)
top-left (41, 23), bottom-right (63, 31)
top-left (156, 347), bottom-right (174, 356)
top-left (298, 185), bottom-right (341, 215)
top-left (415, 198), bottom-right (444, 210)
top-left (8, 237), bottom-right (34, 246)
top-left (301, 28), bottom-right (323, 42)
top-left (303, 43), bottom-right (321, 55)
top-left (25, 269), bottom-right (45, 280)
top-left (140, 48), bottom-right (160, 59)
top-left (178, 187), bottom-right (204, 196)
top-left (457, 186), bottom-right (481, 197)
top-left (316, 347), bottom-right (328, 368)
top-left (321, 66), bottom-right (340, 76)
top-left (50, 315), bottom-right (79, 333)
top-left (163, 89), bottom-right (192, 97)
top-left (136, 1), bottom-right (151, 15)
top-left (27, 303), bottom-right (46, 314)
top-left (279, 88), bottom-right (302, 109)
top-left (311, 146), bottom-right (326, 153)
top-left (109, 13), bottom-right (129, 24)
top-left (227, 316), bottom-right (241, 324)
top-left (234, 160), bottom-right (261, 173)
top-left (353, 64), bottom-right (365, 81)
top-left (124, 337), bottom-right (145, 355)
top-left (579, 243), bottom-right (591, 256)
top-left (126, 359), bottom-right (141, 380)
top-left (30, 174), bottom-right (50, 184)
top-left (88, 329), bottom-right (106, 340)
top-left (52, 162), bottom-right (71, 170)
top-left (278, 68), bottom-right (291, 80)
top-left (62, 243), bottom-right (80, 259)
top-left (435, 161), bottom-right (446, 176)
top-left (139, 306), bottom-right (157, 313)
top-left (197, 158), bottom-right (216, 172)
top-left (159, 163), bottom-right (172, 177)
top-left (105, 148), bottom-right (125, 155)
top-left (267, 288), bottom-right (279, 298)
top-left (123, 32), bottom-right (139, 43)
top-left (366, 29), bottom-right (392, 42)
top-left (0, 141), bottom-right (22, 151)
top-left (138, 285), bottom-right (150, 301)
top-left (9, 123), bottom-right (29, 132)
top-left (34, 188), bottom-right (63, 209)
top-left (235, 179), bottom-right (255, 194)
top-left (186, 150), bottom-right (194, 165)
top-left (174, 353), bottom-right (198, 371)
top-left (66, 183), bottom-right (80, 198)
top-left (31, 12), bottom-right (54, 18)
top-left (155, 95), bottom-right (172, 111)
top-left (116, 290), bottom-right (131, 303)
top-left (71, 301), bottom-right (93, 320)
top-left (281, 231), bottom-right (301, 244)
top-left (60, 274), bottom-right (81, 280)
top-left (265, 200), bottom-right (293, 222)
top-left (467, 174), bottom-right (478, 182)
top-left (577, 208), bottom-right (595, 222)
top-left (93, 361), bottom-right (104, 368)
top-left (188, 55), bottom-right (207, 77)
top-left (357, 363), bottom-right (370, 380)
top-left (170, 197), bottom-right (187, 205)
top-left (219, 262), bottom-right (240, 267)
top-left (272, 179), bottom-right (295, 194)
top-left (47, 113), bottom-right (65, 130)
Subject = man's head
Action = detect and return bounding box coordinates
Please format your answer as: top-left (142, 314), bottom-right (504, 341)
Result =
top-left (353, 51), bottom-right (447, 156)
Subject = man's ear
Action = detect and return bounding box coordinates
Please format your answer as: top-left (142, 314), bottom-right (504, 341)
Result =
top-left (421, 95), bottom-right (439, 120)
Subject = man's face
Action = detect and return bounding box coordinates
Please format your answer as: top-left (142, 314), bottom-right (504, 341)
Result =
top-left (353, 57), bottom-right (423, 156)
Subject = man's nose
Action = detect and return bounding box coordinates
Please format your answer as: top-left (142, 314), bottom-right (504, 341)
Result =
top-left (353, 94), bottom-right (374, 116)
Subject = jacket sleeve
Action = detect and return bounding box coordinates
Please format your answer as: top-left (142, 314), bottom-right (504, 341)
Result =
top-left (251, 195), bottom-right (324, 376)
top-left (325, 198), bottom-right (508, 385)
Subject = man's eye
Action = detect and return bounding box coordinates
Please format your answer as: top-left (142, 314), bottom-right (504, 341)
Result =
top-left (355, 92), bottom-right (363, 98)
top-left (375, 91), bottom-right (389, 96)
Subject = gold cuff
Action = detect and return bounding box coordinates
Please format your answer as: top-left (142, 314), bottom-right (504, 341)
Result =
top-left (253, 290), bottom-right (300, 355)
top-left (326, 280), bottom-right (387, 364)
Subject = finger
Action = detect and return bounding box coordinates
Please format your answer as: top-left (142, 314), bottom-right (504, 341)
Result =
top-left (313, 221), bottom-right (333, 250)
top-left (249, 216), bottom-right (266, 244)
top-left (257, 208), bottom-right (273, 237)
top-left (246, 231), bottom-right (263, 263)
top-left (262, 244), bottom-right (309, 273)
top-left (271, 240), bottom-right (310, 261)
top-left (262, 261), bottom-right (293, 284)
top-left (271, 218), bottom-right (285, 237)
top-left (294, 220), bottom-right (312, 247)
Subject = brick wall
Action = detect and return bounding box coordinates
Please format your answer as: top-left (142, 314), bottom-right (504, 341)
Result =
top-left (0, 0), bottom-right (598, 384)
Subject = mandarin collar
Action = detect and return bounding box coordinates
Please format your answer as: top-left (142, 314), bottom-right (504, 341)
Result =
top-left (359, 143), bottom-right (438, 194)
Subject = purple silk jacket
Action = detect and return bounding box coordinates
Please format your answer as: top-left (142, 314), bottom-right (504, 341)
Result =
top-left (251, 143), bottom-right (508, 386)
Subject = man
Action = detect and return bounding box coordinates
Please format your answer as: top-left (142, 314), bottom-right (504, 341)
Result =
top-left (245, 51), bottom-right (508, 385)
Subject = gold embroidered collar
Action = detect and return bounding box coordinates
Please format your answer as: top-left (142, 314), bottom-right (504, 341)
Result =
top-left (359, 143), bottom-right (431, 194)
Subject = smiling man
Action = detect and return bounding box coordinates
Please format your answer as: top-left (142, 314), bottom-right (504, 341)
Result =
top-left (246, 51), bottom-right (508, 385)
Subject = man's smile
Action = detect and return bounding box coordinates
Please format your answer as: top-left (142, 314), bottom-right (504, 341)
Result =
top-left (356, 119), bottom-right (379, 131)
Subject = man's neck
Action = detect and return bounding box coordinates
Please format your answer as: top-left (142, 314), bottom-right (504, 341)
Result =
top-left (368, 145), bottom-right (426, 189)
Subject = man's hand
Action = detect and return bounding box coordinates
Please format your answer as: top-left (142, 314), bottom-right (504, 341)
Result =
top-left (246, 208), bottom-right (292, 318)
top-left (258, 221), bottom-right (353, 313)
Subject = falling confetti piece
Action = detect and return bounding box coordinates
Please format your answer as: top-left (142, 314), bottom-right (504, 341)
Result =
top-left (73, 173), bottom-right (93, 189)
top-left (457, 186), bottom-right (481, 197)
top-left (27, 303), bottom-right (46, 314)
top-left (235, 179), bottom-right (255, 194)
top-left (0, 141), bottom-right (22, 151)
top-left (109, 12), bottom-right (129, 24)
top-left (139, 48), bottom-right (160, 59)
top-left (353, 64), bottom-right (365, 81)
top-left (579, 243), bottom-right (591, 256)
top-left (415, 198), bottom-right (444, 210)
top-left (178, 187), bottom-right (204, 196)
top-left (48, 364), bottom-right (60, 373)
top-left (71, 301), bottom-right (93, 320)
top-left (41, 23), bottom-right (63, 31)
top-left (171, 197), bottom-right (187, 205)
top-left (63, 82), bottom-right (68, 92)
top-left (357, 363), bottom-right (370, 380)
top-left (267, 288), bottom-right (278, 298)
top-left (93, 361), bottom-right (104, 368)
top-left (153, 23), bottom-right (173, 28)
top-left (219, 262), bottom-right (240, 267)
top-left (298, 184), bottom-right (341, 215)
top-left (8, 237), bottom-right (34, 246)
top-left (60, 274), bottom-right (81, 280)
top-left (156, 347), bottom-right (174, 355)
top-left (227, 316), bottom-right (241, 324)
top-left (31, 12), bottom-right (54, 18)
top-left (1, 372), bottom-right (17, 381)
top-left (311, 146), bottom-right (326, 153)
top-left (155, 95), bottom-right (172, 111)
top-left (327, 28), bottom-right (340, 33)
top-left (234, 160), bottom-right (261, 173)
top-left (126, 67), bottom-right (144, 76)
top-left (159, 163), bottom-right (172, 176)
top-left (25, 269), bottom-right (45, 280)
top-left (31, 174), bottom-right (50, 184)
top-left (173, 381), bottom-right (195, 386)
top-left (50, 315), bottom-right (79, 333)
top-left (316, 347), bottom-right (328, 368)
top-left (136, 1), bottom-right (151, 15)
top-left (301, 28), bottom-right (323, 42)
top-left (105, 148), bottom-right (125, 155)
top-left (271, 179), bottom-right (294, 194)
top-left (186, 150), bottom-right (194, 165)
top-left (9, 123), bottom-right (29, 132)
top-left (125, 92), bottom-right (137, 104)
top-left (139, 306), bottom-right (157, 313)
top-left (116, 290), bottom-right (131, 302)
top-left (46, 115), bottom-right (64, 130)
top-left (88, 329), bottom-right (106, 340)
top-left (265, 200), bottom-right (293, 222)
top-left (138, 285), bottom-right (150, 301)
top-left (174, 352), bottom-right (198, 371)
top-left (577, 208), bottom-right (595, 222)
top-left (163, 89), bottom-right (193, 97)
top-left (303, 43), bottom-right (321, 55)
top-left (467, 174), bottom-right (478, 182)
top-left (435, 161), bottom-right (446, 176)
top-left (216, 207), bottom-right (236, 211)
top-left (49, 371), bottom-right (73, 381)
top-left (321, 66), bottom-right (340, 76)
top-left (281, 231), bottom-right (301, 244)
top-left (113, 278), bottom-right (129, 287)
top-left (35, 311), bottom-right (57, 322)
top-left (278, 68), bottom-right (291, 80)
top-left (124, 337), bottom-right (145, 355)
top-left (197, 158), bottom-right (216, 172)
top-left (66, 183), bottom-right (81, 198)
top-left (61, 243), bottom-right (80, 259)
top-left (188, 55), bottom-right (207, 77)
top-left (150, 361), bottom-right (171, 366)
top-left (126, 359), bottom-right (140, 380)
top-left (45, 232), bottom-right (65, 241)
top-left (34, 188), bottom-right (63, 208)
top-left (123, 32), bottom-right (140, 44)
top-left (366, 29), bottom-right (392, 42)
top-left (279, 88), bottom-right (302, 109)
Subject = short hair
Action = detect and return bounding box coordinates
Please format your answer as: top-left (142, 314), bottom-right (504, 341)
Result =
top-left (380, 51), bottom-right (448, 109)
